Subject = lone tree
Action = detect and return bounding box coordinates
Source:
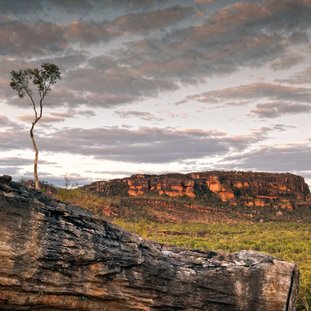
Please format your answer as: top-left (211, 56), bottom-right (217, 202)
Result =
top-left (10, 63), bottom-right (61, 190)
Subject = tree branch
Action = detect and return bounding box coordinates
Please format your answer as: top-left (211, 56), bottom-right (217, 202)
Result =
top-left (23, 87), bottom-right (38, 120)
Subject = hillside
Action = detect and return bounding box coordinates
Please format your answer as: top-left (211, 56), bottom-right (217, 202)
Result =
top-left (80, 171), bottom-right (311, 222)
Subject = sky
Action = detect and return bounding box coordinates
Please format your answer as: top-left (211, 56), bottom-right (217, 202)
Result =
top-left (0, 0), bottom-right (311, 187)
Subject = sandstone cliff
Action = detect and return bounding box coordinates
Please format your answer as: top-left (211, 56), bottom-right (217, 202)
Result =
top-left (84, 171), bottom-right (310, 210)
top-left (0, 175), bottom-right (299, 310)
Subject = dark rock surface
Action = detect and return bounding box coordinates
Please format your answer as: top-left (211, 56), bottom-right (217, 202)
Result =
top-left (83, 171), bottom-right (311, 210)
top-left (0, 175), bottom-right (299, 310)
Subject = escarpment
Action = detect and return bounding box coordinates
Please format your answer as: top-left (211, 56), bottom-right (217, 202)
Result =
top-left (84, 171), bottom-right (311, 210)
top-left (0, 175), bottom-right (299, 310)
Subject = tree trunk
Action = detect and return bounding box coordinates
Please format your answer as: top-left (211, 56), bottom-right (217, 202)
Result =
top-left (30, 123), bottom-right (40, 190)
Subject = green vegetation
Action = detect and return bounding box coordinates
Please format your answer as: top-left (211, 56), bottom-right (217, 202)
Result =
top-left (54, 188), bottom-right (311, 310)
top-left (112, 220), bottom-right (311, 311)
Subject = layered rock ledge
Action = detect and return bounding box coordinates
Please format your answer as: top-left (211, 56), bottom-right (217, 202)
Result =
top-left (84, 171), bottom-right (310, 209)
top-left (0, 175), bottom-right (299, 310)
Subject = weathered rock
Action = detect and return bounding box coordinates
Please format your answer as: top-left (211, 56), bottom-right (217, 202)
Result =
top-left (84, 171), bottom-right (311, 210)
top-left (0, 176), bottom-right (299, 310)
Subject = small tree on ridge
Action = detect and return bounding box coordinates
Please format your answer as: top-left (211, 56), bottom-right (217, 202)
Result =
top-left (10, 63), bottom-right (61, 190)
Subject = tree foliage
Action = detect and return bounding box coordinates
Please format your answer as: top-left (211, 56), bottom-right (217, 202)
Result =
top-left (10, 63), bottom-right (61, 100)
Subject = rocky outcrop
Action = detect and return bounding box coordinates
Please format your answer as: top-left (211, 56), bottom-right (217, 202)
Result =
top-left (0, 175), bottom-right (299, 310)
top-left (84, 171), bottom-right (310, 210)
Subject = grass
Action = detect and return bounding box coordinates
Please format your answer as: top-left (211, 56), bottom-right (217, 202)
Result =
top-left (112, 220), bottom-right (311, 311)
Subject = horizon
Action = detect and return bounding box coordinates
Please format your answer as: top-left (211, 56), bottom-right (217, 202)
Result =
top-left (14, 169), bottom-right (311, 192)
top-left (1, 0), bottom-right (311, 187)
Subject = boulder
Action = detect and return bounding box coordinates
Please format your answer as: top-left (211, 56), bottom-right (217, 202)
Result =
top-left (0, 176), bottom-right (299, 310)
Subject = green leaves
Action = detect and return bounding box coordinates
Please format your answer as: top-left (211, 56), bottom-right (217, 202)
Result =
top-left (10, 69), bottom-right (32, 98)
top-left (9, 63), bottom-right (61, 100)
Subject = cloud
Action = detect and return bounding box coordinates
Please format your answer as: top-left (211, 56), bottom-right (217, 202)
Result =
top-left (186, 83), bottom-right (311, 104)
top-left (0, 157), bottom-right (57, 180)
top-left (18, 112), bottom-right (74, 123)
top-left (279, 66), bottom-right (311, 85)
top-left (115, 110), bottom-right (162, 121)
top-left (270, 53), bottom-right (305, 70)
top-left (16, 109), bottom-right (96, 125)
top-left (0, 115), bottom-right (21, 128)
top-left (42, 127), bottom-right (233, 163)
top-left (0, 157), bottom-right (33, 166)
top-left (0, 5), bottom-right (192, 57)
top-left (184, 82), bottom-right (311, 119)
top-left (111, 6), bottom-right (193, 33)
top-left (0, 125), bottom-right (269, 164)
top-left (0, 167), bottom-right (23, 177)
top-left (0, 129), bottom-right (32, 151)
top-left (250, 102), bottom-right (311, 118)
top-left (75, 110), bottom-right (96, 117)
top-left (223, 143), bottom-right (311, 172)
top-left (0, 18), bottom-right (116, 56)
top-left (46, 0), bottom-right (93, 12)
top-left (61, 65), bottom-right (179, 107)
top-left (272, 124), bottom-right (296, 132)
top-left (115, 0), bottom-right (311, 83)
top-left (66, 67), bottom-right (177, 96)
top-left (46, 52), bottom-right (88, 70)
top-left (0, 1), bottom-right (42, 14)
top-left (2, 1), bottom-right (311, 110)
top-left (0, 20), bottom-right (67, 56)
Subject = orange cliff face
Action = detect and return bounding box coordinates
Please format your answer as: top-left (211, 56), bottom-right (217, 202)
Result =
top-left (205, 175), bottom-right (235, 202)
top-left (127, 174), bottom-right (196, 198)
top-left (83, 171), bottom-right (311, 210)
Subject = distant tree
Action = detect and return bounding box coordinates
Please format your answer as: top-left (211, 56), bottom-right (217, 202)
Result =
top-left (10, 63), bottom-right (61, 190)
